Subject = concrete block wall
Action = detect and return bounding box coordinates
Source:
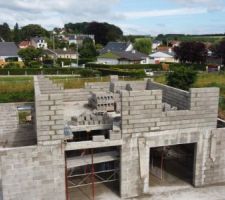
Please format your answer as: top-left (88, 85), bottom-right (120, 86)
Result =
top-left (34, 76), bottom-right (65, 145)
top-left (0, 144), bottom-right (66, 200)
top-left (202, 128), bottom-right (225, 185)
top-left (147, 80), bottom-right (190, 110)
top-left (110, 80), bottom-right (147, 93)
top-left (120, 87), bottom-right (221, 198)
top-left (120, 90), bottom-right (162, 198)
top-left (0, 103), bottom-right (36, 147)
top-left (85, 82), bottom-right (110, 90)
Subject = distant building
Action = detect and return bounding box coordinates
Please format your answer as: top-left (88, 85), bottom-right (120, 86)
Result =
top-left (31, 37), bottom-right (48, 49)
top-left (44, 48), bottom-right (78, 60)
top-left (68, 34), bottom-right (95, 46)
top-left (18, 40), bottom-right (31, 49)
top-left (149, 49), bottom-right (177, 64)
top-left (97, 50), bottom-right (149, 65)
top-left (0, 42), bottom-right (21, 63)
top-left (152, 40), bottom-right (162, 51)
top-left (100, 42), bottom-right (133, 55)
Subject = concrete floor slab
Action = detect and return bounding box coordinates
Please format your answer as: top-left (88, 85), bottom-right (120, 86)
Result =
top-left (69, 183), bottom-right (225, 200)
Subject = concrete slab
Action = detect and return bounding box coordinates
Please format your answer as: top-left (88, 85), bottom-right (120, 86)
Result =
top-left (69, 184), bottom-right (225, 200)
top-left (67, 151), bottom-right (119, 168)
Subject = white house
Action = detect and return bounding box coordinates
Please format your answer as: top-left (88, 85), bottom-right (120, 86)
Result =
top-left (152, 41), bottom-right (162, 51)
top-left (45, 48), bottom-right (78, 60)
top-left (149, 50), bottom-right (178, 64)
top-left (68, 34), bottom-right (95, 46)
top-left (31, 37), bottom-right (48, 49)
top-left (97, 50), bottom-right (149, 65)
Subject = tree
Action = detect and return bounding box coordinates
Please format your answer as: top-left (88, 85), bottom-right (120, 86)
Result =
top-left (134, 38), bottom-right (152, 54)
top-left (212, 39), bottom-right (225, 64)
top-left (13, 23), bottom-right (21, 43)
top-left (18, 47), bottom-right (43, 66)
top-left (20, 24), bottom-right (49, 40)
top-left (0, 23), bottom-right (12, 41)
top-left (174, 41), bottom-right (207, 64)
top-left (65, 22), bottom-right (123, 45)
top-left (166, 67), bottom-right (197, 91)
top-left (79, 38), bottom-right (97, 59)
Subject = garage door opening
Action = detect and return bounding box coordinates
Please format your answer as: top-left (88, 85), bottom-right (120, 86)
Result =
top-left (149, 143), bottom-right (196, 190)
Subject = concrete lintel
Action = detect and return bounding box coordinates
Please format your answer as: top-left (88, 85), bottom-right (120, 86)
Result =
top-left (65, 139), bottom-right (122, 151)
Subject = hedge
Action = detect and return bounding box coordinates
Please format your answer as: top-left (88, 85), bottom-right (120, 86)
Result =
top-left (0, 68), bottom-right (99, 76)
top-left (167, 63), bottom-right (206, 71)
top-left (86, 63), bottom-right (207, 71)
top-left (86, 63), bottom-right (162, 70)
top-left (97, 68), bottom-right (146, 77)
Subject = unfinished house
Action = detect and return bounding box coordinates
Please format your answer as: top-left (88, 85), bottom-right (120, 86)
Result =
top-left (0, 75), bottom-right (225, 200)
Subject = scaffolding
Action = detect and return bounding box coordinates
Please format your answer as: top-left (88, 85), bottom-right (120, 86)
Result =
top-left (66, 148), bottom-right (120, 200)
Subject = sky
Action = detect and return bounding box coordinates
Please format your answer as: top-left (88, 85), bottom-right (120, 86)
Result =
top-left (0, 0), bottom-right (225, 35)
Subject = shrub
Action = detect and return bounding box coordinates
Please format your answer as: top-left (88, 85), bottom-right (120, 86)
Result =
top-left (97, 68), bottom-right (146, 77)
top-left (166, 66), bottom-right (197, 90)
top-left (4, 62), bottom-right (21, 69)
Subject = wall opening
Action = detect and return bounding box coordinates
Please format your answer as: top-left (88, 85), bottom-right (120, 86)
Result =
top-left (149, 143), bottom-right (196, 191)
top-left (66, 146), bottom-right (120, 200)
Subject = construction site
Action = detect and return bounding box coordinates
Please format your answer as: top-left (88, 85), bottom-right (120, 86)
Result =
top-left (0, 75), bottom-right (225, 200)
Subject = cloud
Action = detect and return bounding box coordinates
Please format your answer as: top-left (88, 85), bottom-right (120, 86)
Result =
top-left (168, 0), bottom-right (225, 11)
top-left (122, 7), bottom-right (207, 19)
top-left (0, 0), bottom-right (121, 29)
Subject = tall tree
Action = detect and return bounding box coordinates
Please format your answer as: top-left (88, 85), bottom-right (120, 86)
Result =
top-left (174, 41), bottom-right (207, 64)
top-left (79, 38), bottom-right (97, 59)
top-left (65, 22), bottom-right (123, 45)
top-left (134, 38), bottom-right (152, 54)
top-left (13, 23), bottom-right (21, 43)
top-left (20, 24), bottom-right (49, 40)
top-left (0, 23), bottom-right (12, 41)
top-left (18, 47), bottom-right (43, 66)
top-left (212, 39), bottom-right (225, 64)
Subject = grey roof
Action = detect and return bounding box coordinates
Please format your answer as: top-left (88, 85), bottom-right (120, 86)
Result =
top-left (100, 42), bottom-right (131, 54)
top-left (0, 42), bottom-right (19, 57)
top-left (117, 51), bottom-right (148, 61)
top-left (31, 37), bottom-right (45, 43)
top-left (44, 49), bottom-right (77, 56)
top-left (100, 50), bottom-right (148, 61)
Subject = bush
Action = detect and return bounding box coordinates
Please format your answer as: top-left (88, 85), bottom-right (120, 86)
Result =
top-left (4, 62), bottom-right (21, 69)
top-left (97, 68), bottom-right (146, 77)
top-left (166, 66), bottom-right (197, 90)
top-left (28, 61), bottom-right (42, 68)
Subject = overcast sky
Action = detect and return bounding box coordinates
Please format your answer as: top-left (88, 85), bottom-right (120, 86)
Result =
top-left (0, 0), bottom-right (224, 35)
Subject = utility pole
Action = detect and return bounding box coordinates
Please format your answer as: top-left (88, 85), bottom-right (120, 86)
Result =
top-left (52, 32), bottom-right (56, 67)
top-left (76, 43), bottom-right (79, 67)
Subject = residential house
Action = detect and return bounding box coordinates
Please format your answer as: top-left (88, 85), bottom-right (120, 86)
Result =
top-left (44, 48), bottom-right (78, 60)
top-left (100, 42), bottom-right (133, 55)
top-left (31, 37), bottom-right (48, 49)
top-left (152, 40), bottom-right (162, 51)
top-left (97, 50), bottom-right (149, 65)
top-left (68, 34), bottom-right (95, 46)
top-left (18, 40), bottom-right (31, 49)
top-left (0, 42), bottom-right (21, 64)
top-left (149, 48), bottom-right (177, 64)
